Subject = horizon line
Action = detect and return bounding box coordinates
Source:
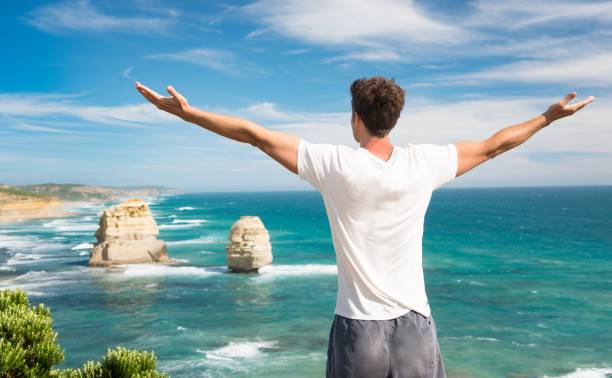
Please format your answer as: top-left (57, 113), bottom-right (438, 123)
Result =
top-left (181, 183), bottom-right (612, 195)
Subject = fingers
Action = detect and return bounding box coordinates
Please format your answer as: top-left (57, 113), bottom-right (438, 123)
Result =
top-left (166, 85), bottom-right (183, 101)
top-left (137, 88), bottom-right (159, 105)
top-left (560, 92), bottom-right (577, 106)
top-left (135, 81), bottom-right (163, 103)
top-left (570, 95), bottom-right (595, 112)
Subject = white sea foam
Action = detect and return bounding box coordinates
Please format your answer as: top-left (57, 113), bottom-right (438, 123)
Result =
top-left (171, 219), bottom-right (208, 224)
top-left (445, 335), bottom-right (500, 342)
top-left (178, 206), bottom-right (195, 211)
top-left (0, 235), bottom-right (64, 262)
top-left (257, 264), bottom-right (337, 278)
top-left (197, 340), bottom-right (279, 361)
top-left (4, 268), bottom-right (87, 296)
top-left (159, 223), bottom-right (202, 230)
top-left (160, 345), bottom-right (323, 375)
top-left (544, 367), bottom-right (612, 378)
top-left (43, 219), bottom-right (98, 233)
top-left (71, 242), bottom-right (93, 251)
top-left (166, 236), bottom-right (221, 246)
top-left (0, 234), bottom-right (40, 250)
top-left (79, 251), bottom-right (89, 256)
top-left (120, 264), bottom-right (229, 278)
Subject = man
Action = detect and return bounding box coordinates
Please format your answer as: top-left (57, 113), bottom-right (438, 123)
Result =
top-left (136, 77), bottom-right (594, 377)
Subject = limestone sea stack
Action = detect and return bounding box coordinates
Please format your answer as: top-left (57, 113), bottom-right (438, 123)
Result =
top-left (89, 199), bottom-right (168, 267)
top-left (226, 216), bottom-right (272, 272)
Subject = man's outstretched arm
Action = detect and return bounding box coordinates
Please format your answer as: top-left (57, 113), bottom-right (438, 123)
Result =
top-left (135, 82), bottom-right (300, 175)
top-left (454, 92), bottom-right (595, 177)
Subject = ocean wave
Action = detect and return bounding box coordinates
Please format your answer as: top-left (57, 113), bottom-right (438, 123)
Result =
top-left (171, 219), bottom-right (209, 224)
top-left (3, 268), bottom-right (87, 296)
top-left (166, 236), bottom-right (222, 246)
top-left (119, 264), bottom-right (230, 278)
top-left (160, 343), bottom-right (324, 376)
top-left (543, 367), bottom-right (612, 378)
top-left (71, 242), bottom-right (94, 251)
top-left (445, 335), bottom-right (500, 342)
top-left (0, 234), bottom-right (64, 255)
top-left (43, 219), bottom-right (98, 233)
top-left (11, 252), bottom-right (46, 262)
top-left (257, 264), bottom-right (337, 277)
top-left (159, 223), bottom-right (203, 230)
top-left (197, 340), bottom-right (279, 361)
top-left (0, 234), bottom-right (41, 250)
top-left (178, 206), bottom-right (195, 211)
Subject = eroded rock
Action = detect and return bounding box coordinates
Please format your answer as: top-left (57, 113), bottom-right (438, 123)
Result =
top-left (90, 199), bottom-right (168, 266)
top-left (225, 215), bottom-right (272, 272)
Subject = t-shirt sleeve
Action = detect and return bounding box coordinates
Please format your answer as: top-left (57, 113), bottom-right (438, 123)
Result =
top-left (297, 138), bottom-right (337, 191)
top-left (414, 143), bottom-right (458, 190)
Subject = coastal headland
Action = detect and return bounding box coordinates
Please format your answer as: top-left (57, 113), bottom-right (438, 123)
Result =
top-left (0, 183), bottom-right (181, 224)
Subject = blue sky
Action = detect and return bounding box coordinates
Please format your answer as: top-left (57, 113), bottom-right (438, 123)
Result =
top-left (1, 0), bottom-right (611, 192)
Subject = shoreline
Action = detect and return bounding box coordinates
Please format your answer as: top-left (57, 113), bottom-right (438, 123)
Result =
top-left (0, 195), bottom-right (170, 225)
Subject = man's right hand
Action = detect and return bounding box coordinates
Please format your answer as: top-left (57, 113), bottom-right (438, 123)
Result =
top-left (542, 92), bottom-right (595, 126)
top-left (135, 81), bottom-right (192, 120)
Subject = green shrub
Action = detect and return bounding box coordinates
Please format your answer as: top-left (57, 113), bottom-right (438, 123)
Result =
top-left (0, 289), bottom-right (168, 378)
top-left (57, 347), bottom-right (168, 378)
top-left (0, 288), bottom-right (64, 377)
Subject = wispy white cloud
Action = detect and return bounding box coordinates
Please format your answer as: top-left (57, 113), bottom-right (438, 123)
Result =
top-left (244, 27), bottom-right (270, 39)
top-left (239, 102), bottom-right (299, 122)
top-left (26, 0), bottom-right (174, 34)
top-left (122, 66), bottom-right (135, 80)
top-left (0, 93), bottom-right (177, 127)
top-left (146, 48), bottom-right (265, 76)
top-left (282, 48), bottom-right (310, 55)
top-left (240, 0), bottom-right (466, 63)
top-left (242, 0), bottom-right (464, 45)
top-left (468, 0), bottom-right (612, 30)
top-left (441, 51), bottom-right (612, 86)
top-left (324, 49), bottom-right (402, 63)
top-left (237, 0), bottom-right (612, 74)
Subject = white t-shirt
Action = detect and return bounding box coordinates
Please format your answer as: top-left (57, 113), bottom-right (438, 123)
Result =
top-left (297, 139), bottom-right (458, 320)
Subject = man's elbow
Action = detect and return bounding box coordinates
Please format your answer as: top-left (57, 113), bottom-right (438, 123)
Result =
top-left (246, 122), bottom-right (267, 148)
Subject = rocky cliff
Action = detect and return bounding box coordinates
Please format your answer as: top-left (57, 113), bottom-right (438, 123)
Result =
top-left (0, 188), bottom-right (64, 223)
top-left (226, 216), bottom-right (273, 273)
top-left (17, 183), bottom-right (181, 202)
top-left (90, 199), bottom-right (169, 266)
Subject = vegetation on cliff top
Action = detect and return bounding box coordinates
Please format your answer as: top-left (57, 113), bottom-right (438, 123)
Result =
top-left (0, 288), bottom-right (168, 378)
top-left (0, 183), bottom-right (180, 202)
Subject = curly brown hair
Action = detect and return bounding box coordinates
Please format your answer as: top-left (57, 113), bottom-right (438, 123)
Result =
top-left (350, 76), bottom-right (406, 138)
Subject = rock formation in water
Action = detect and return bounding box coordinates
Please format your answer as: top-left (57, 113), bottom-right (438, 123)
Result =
top-left (225, 216), bottom-right (272, 272)
top-left (89, 199), bottom-right (168, 266)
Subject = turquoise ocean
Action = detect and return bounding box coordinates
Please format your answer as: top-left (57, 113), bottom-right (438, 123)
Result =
top-left (0, 187), bottom-right (610, 377)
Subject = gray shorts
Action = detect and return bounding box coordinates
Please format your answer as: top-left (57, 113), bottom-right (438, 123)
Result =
top-left (326, 310), bottom-right (446, 378)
